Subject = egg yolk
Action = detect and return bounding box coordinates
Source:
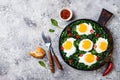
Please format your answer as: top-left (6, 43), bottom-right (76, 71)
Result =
top-left (78, 23), bottom-right (87, 32)
top-left (82, 40), bottom-right (91, 49)
top-left (99, 42), bottom-right (108, 51)
top-left (85, 54), bottom-right (95, 63)
top-left (63, 41), bottom-right (72, 50)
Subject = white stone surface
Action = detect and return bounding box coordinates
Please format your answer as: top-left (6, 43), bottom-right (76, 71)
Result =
top-left (0, 0), bottom-right (120, 80)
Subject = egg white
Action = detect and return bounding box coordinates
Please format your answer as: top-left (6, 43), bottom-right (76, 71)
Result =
top-left (62, 38), bottom-right (76, 57)
top-left (79, 39), bottom-right (93, 51)
top-left (76, 23), bottom-right (94, 35)
top-left (94, 37), bottom-right (108, 53)
top-left (79, 52), bottom-right (97, 66)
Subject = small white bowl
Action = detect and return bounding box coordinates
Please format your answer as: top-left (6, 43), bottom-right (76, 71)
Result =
top-left (59, 8), bottom-right (73, 21)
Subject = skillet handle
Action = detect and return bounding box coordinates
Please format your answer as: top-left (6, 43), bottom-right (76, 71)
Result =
top-left (98, 9), bottom-right (113, 27)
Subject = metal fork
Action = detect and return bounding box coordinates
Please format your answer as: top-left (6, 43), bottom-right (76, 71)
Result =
top-left (42, 32), bottom-right (63, 72)
top-left (47, 36), bottom-right (63, 70)
top-left (42, 32), bottom-right (54, 73)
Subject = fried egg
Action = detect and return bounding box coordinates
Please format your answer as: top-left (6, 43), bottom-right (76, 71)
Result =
top-left (76, 23), bottom-right (94, 35)
top-left (79, 39), bottom-right (93, 51)
top-left (62, 38), bottom-right (76, 57)
top-left (94, 37), bottom-right (108, 53)
top-left (79, 52), bottom-right (97, 66)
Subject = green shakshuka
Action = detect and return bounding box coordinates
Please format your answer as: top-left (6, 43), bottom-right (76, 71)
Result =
top-left (59, 19), bottom-right (110, 70)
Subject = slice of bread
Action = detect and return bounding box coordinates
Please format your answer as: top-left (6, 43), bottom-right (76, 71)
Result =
top-left (29, 47), bottom-right (45, 59)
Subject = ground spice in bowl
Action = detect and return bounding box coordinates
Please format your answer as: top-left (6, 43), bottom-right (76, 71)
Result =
top-left (60, 8), bottom-right (73, 21)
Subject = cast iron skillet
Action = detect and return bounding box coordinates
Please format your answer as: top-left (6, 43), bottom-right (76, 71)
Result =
top-left (59, 9), bottom-right (113, 70)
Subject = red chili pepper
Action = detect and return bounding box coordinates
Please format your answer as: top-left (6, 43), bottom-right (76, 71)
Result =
top-left (75, 34), bottom-right (80, 39)
top-left (68, 59), bottom-right (73, 64)
top-left (66, 27), bottom-right (71, 32)
top-left (79, 54), bottom-right (83, 57)
top-left (67, 33), bottom-right (72, 37)
top-left (94, 45), bottom-right (97, 49)
top-left (102, 61), bottom-right (113, 76)
top-left (96, 33), bottom-right (100, 38)
top-left (60, 46), bottom-right (64, 50)
top-left (90, 29), bottom-right (94, 33)
top-left (96, 56), bottom-right (99, 61)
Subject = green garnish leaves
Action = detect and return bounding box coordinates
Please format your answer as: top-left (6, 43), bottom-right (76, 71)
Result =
top-left (38, 61), bottom-right (46, 68)
top-left (49, 18), bottom-right (62, 32)
top-left (51, 18), bottom-right (58, 27)
top-left (50, 18), bottom-right (62, 29)
top-left (49, 29), bottom-right (55, 32)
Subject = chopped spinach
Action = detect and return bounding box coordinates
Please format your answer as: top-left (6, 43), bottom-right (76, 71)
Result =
top-left (59, 19), bottom-right (110, 70)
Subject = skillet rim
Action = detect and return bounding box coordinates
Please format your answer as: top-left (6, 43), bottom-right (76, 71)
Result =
top-left (58, 19), bottom-right (113, 71)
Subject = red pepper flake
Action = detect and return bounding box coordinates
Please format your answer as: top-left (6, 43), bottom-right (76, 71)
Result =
top-left (75, 34), bottom-right (80, 39)
top-left (90, 29), bottom-right (94, 34)
top-left (66, 27), bottom-right (71, 32)
top-left (60, 46), bottom-right (64, 50)
top-left (60, 9), bottom-right (70, 19)
top-left (96, 33), bottom-right (100, 38)
top-left (67, 33), bottom-right (72, 37)
top-left (79, 54), bottom-right (83, 57)
top-left (94, 45), bottom-right (97, 49)
top-left (96, 56), bottom-right (99, 61)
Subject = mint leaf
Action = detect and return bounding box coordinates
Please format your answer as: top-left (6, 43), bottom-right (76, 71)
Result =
top-left (38, 61), bottom-right (46, 68)
top-left (49, 29), bottom-right (55, 32)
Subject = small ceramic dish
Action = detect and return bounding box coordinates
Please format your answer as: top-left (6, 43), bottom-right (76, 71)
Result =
top-left (59, 8), bottom-right (73, 21)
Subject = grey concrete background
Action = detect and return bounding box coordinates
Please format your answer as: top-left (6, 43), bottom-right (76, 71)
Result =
top-left (0, 0), bottom-right (120, 80)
